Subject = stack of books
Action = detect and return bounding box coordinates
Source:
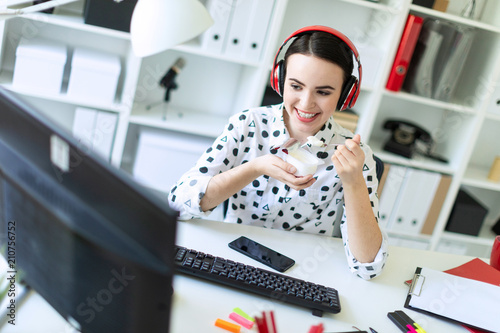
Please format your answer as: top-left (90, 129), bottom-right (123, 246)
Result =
top-left (333, 109), bottom-right (359, 132)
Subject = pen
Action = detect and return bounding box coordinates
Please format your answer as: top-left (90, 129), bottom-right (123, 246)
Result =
top-left (369, 328), bottom-right (378, 333)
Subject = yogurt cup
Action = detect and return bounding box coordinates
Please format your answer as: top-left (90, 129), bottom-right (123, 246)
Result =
top-left (286, 148), bottom-right (322, 176)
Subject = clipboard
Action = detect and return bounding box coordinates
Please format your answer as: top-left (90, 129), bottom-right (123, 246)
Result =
top-left (405, 267), bottom-right (500, 332)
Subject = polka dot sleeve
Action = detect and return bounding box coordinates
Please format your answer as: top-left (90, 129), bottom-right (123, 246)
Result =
top-left (168, 112), bottom-right (246, 219)
top-left (339, 150), bottom-right (389, 280)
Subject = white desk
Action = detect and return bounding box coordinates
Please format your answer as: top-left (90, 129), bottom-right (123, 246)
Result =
top-left (1, 219), bottom-right (483, 333)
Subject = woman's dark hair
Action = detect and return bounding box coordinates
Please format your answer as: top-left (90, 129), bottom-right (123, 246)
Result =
top-left (283, 31), bottom-right (354, 90)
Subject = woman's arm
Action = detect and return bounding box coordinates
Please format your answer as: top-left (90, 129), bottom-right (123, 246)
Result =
top-left (200, 154), bottom-right (316, 211)
top-left (332, 134), bottom-right (383, 263)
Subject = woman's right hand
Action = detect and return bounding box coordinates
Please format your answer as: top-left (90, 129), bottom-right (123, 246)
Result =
top-left (253, 154), bottom-right (316, 190)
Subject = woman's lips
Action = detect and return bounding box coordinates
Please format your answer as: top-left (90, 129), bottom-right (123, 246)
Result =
top-left (296, 108), bottom-right (319, 122)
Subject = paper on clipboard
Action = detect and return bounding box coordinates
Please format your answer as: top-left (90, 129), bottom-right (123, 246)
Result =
top-left (405, 267), bottom-right (500, 332)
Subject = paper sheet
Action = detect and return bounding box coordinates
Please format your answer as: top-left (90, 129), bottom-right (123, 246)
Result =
top-left (407, 267), bottom-right (500, 332)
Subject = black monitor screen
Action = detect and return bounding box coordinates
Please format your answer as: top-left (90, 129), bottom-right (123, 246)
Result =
top-left (0, 87), bottom-right (178, 332)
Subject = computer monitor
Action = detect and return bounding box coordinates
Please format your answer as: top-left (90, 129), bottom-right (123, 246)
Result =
top-left (0, 86), bottom-right (178, 332)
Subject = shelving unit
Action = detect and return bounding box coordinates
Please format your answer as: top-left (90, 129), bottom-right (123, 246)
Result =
top-left (0, 0), bottom-right (499, 257)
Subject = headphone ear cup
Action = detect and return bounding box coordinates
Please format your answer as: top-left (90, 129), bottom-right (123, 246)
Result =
top-left (337, 75), bottom-right (358, 111)
top-left (271, 60), bottom-right (285, 96)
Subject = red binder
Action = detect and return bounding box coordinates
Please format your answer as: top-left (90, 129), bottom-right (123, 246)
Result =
top-left (386, 15), bottom-right (424, 91)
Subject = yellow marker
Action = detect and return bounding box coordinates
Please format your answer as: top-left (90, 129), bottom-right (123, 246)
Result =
top-left (233, 307), bottom-right (255, 322)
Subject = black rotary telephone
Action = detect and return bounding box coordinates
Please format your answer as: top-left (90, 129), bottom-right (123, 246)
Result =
top-left (382, 119), bottom-right (448, 162)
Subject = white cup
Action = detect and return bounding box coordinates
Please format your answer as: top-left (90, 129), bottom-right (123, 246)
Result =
top-left (286, 148), bottom-right (322, 176)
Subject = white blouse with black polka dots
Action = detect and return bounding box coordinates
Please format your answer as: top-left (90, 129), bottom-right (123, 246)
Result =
top-left (169, 104), bottom-right (388, 280)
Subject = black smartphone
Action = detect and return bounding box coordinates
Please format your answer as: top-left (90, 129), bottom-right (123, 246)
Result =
top-left (228, 236), bottom-right (295, 272)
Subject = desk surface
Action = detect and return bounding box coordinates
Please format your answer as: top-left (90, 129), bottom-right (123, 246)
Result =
top-left (1, 219), bottom-right (482, 333)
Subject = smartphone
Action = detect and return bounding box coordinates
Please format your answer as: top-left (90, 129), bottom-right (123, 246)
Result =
top-left (228, 236), bottom-right (295, 272)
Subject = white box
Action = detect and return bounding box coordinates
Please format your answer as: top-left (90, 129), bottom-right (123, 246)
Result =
top-left (12, 37), bottom-right (67, 94)
top-left (67, 47), bottom-right (121, 104)
top-left (133, 128), bottom-right (214, 193)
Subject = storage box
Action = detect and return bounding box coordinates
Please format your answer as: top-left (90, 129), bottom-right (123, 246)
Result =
top-left (12, 38), bottom-right (67, 94)
top-left (84, 0), bottom-right (138, 32)
top-left (445, 189), bottom-right (488, 236)
top-left (67, 47), bottom-right (121, 104)
top-left (133, 128), bottom-right (213, 193)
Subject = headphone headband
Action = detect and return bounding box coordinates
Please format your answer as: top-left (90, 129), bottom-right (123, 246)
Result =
top-left (270, 25), bottom-right (362, 111)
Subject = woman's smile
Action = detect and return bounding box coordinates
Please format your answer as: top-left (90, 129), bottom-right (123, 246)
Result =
top-left (295, 108), bottom-right (320, 121)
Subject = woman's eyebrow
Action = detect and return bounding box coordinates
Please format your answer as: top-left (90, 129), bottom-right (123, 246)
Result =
top-left (289, 78), bottom-right (335, 90)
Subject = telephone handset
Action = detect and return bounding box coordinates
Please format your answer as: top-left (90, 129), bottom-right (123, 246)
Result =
top-left (382, 119), bottom-right (447, 162)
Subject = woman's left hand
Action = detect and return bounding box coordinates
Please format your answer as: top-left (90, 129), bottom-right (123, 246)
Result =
top-left (331, 134), bottom-right (365, 186)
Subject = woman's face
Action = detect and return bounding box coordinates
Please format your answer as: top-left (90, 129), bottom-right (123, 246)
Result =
top-left (283, 53), bottom-right (345, 143)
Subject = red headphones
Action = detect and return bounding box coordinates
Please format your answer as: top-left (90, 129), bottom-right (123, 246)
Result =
top-left (270, 25), bottom-right (362, 111)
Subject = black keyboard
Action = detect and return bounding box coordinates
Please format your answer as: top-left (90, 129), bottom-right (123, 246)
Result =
top-left (174, 246), bottom-right (341, 317)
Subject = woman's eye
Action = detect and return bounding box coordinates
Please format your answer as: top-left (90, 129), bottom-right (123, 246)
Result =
top-left (318, 90), bottom-right (331, 96)
top-left (291, 84), bottom-right (301, 90)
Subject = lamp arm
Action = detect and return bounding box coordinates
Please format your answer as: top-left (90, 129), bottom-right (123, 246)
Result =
top-left (1, 0), bottom-right (78, 15)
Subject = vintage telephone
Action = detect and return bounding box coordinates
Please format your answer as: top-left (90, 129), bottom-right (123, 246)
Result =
top-left (382, 119), bottom-right (447, 162)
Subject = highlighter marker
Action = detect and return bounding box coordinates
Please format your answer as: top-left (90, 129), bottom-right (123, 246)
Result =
top-left (229, 312), bottom-right (254, 329)
top-left (414, 323), bottom-right (427, 333)
top-left (388, 312), bottom-right (411, 333)
top-left (395, 310), bottom-right (425, 333)
top-left (233, 307), bottom-right (255, 322)
top-left (406, 324), bottom-right (418, 333)
top-left (215, 318), bottom-right (241, 333)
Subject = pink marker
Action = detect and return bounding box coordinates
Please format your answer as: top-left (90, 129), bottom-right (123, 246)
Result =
top-left (229, 312), bottom-right (254, 329)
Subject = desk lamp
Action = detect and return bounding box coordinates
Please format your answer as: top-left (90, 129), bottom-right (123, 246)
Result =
top-left (130, 0), bottom-right (213, 119)
top-left (130, 0), bottom-right (214, 57)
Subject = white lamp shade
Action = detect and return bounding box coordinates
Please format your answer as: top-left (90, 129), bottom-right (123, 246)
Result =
top-left (130, 0), bottom-right (214, 57)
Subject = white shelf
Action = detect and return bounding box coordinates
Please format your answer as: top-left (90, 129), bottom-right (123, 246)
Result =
top-left (441, 230), bottom-right (496, 247)
top-left (463, 165), bottom-right (500, 191)
top-left (129, 105), bottom-right (228, 139)
top-left (370, 139), bottom-right (455, 175)
top-left (485, 112), bottom-right (500, 121)
top-left (0, 71), bottom-right (123, 112)
top-left (339, 0), bottom-right (402, 12)
top-left (410, 4), bottom-right (500, 34)
top-left (21, 10), bottom-right (130, 39)
top-left (383, 90), bottom-right (477, 114)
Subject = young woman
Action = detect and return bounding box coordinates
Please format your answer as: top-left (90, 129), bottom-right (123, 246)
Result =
top-left (169, 26), bottom-right (387, 280)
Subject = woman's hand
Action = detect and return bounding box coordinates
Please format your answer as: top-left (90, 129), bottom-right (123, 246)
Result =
top-left (253, 154), bottom-right (316, 191)
top-left (331, 134), bottom-right (365, 186)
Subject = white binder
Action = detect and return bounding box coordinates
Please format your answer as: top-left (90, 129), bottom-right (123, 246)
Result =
top-left (93, 111), bottom-right (117, 161)
top-left (390, 169), bottom-right (441, 234)
top-left (378, 164), bottom-right (407, 229)
top-left (72, 107), bottom-right (97, 149)
top-left (201, 0), bottom-right (234, 54)
top-left (224, 0), bottom-right (253, 58)
top-left (72, 107), bottom-right (117, 161)
top-left (242, 0), bottom-right (276, 62)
